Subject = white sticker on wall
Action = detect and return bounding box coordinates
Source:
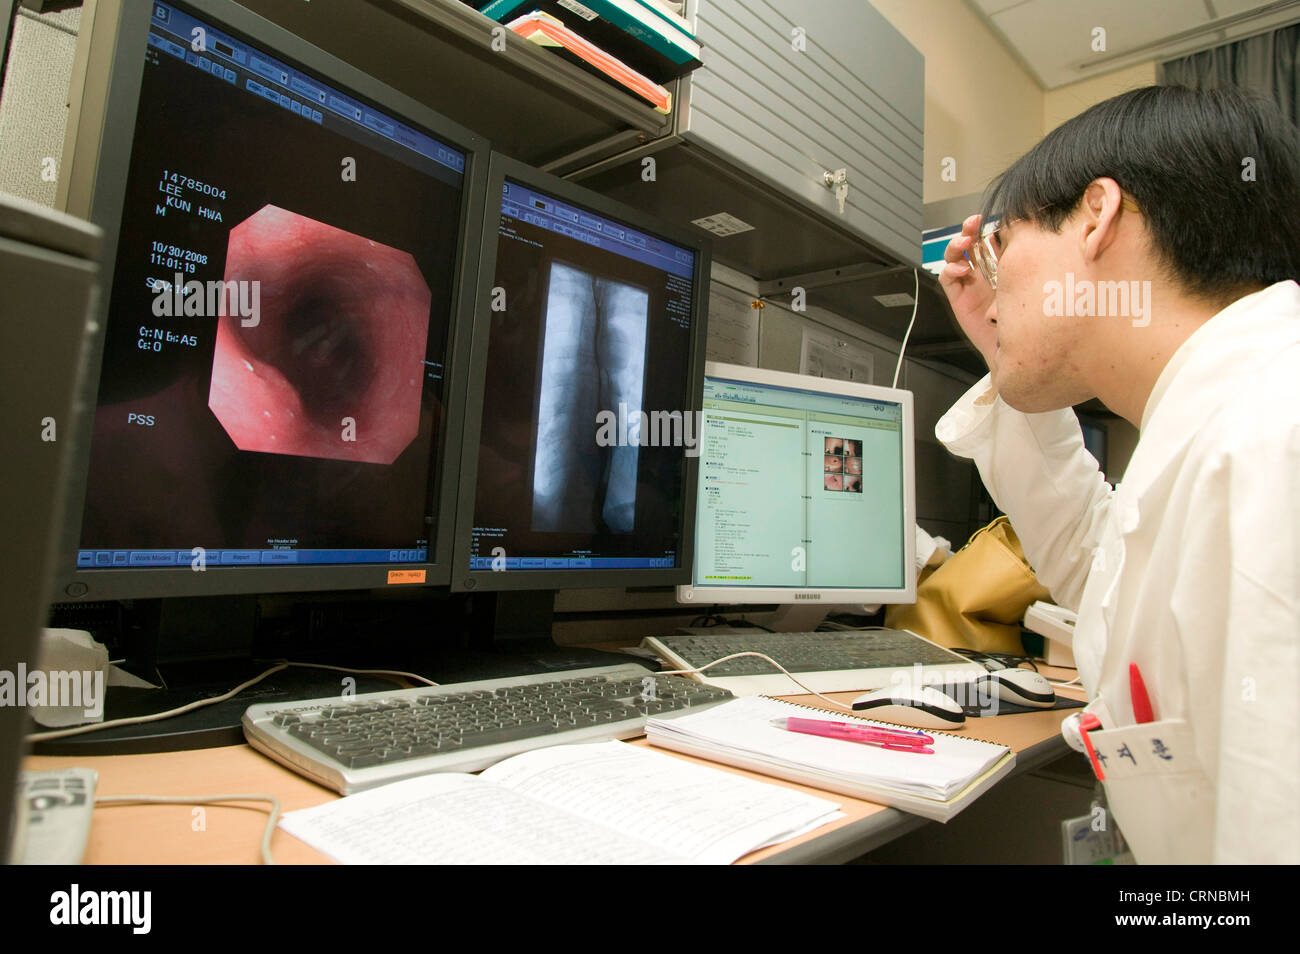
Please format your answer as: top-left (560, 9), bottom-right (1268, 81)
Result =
top-left (690, 212), bottom-right (755, 237)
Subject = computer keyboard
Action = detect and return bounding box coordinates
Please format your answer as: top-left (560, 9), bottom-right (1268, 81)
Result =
top-left (243, 664), bottom-right (734, 794)
top-left (642, 628), bottom-right (987, 696)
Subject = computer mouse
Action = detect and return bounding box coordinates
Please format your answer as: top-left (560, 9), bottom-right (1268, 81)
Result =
top-left (850, 685), bottom-right (966, 730)
top-left (976, 669), bottom-right (1056, 709)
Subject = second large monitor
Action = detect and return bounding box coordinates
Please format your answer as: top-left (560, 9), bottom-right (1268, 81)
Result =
top-left (678, 362), bottom-right (916, 606)
top-left (453, 155), bottom-right (710, 591)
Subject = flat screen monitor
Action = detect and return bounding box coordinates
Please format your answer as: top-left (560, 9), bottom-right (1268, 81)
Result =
top-left (52, 0), bottom-right (488, 601)
top-left (451, 154), bottom-right (710, 592)
top-left (678, 362), bottom-right (916, 606)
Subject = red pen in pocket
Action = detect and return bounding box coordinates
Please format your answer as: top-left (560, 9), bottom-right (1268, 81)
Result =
top-left (1129, 663), bottom-right (1155, 724)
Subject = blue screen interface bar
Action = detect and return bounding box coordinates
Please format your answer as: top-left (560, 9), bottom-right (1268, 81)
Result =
top-left (78, 548), bottom-right (429, 568)
top-left (148, 2), bottom-right (464, 177)
top-left (501, 180), bottom-right (695, 280)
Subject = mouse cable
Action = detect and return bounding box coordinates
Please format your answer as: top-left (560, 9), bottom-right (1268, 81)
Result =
top-left (95, 793), bottom-right (281, 865)
top-left (25, 660), bottom-right (439, 743)
top-left (655, 652), bottom-right (856, 712)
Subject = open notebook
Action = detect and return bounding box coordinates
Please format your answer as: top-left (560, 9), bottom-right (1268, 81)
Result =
top-left (646, 697), bottom-right (1015, 823)
top-left (279, 741), bottom-right (842, 864)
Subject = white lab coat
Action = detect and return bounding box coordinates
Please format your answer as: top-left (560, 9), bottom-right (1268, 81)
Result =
top-left (935, 280), bottom-right (1300, 864)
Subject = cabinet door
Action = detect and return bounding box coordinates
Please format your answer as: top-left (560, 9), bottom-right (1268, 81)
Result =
top-left (683, 0), bottom-right (923, 266)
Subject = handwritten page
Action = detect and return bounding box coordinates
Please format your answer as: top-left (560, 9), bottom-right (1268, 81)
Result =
top-left (705, 290), bottom-right (759, 366)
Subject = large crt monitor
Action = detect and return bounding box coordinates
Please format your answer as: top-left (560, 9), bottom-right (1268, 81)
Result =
top-left (452, 154), bottom-right (710, 592)
top-left (678, 362), bottom-right (916, 606)
top-left (53, 0), bottom-right (487, 601)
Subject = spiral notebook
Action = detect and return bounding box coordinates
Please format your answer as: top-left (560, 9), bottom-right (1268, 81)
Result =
top-left (645, 697), bottom-right (1015, 823)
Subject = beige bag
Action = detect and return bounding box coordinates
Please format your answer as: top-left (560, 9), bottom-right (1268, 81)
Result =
top-left (885, 517), bottom-right (1050, 655)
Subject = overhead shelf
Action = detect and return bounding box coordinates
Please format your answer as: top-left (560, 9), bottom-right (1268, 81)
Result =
top-left (234, 0), bottom-right (983, 376)
top-left (238, 0), bottom-right (672, 166)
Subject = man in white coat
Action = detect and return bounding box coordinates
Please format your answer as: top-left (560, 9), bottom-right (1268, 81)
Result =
top-left (936, 85), bottom-right (1299, 864)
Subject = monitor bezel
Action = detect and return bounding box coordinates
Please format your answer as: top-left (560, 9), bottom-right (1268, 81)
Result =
top-left (449, 152), bottom-right (711, 593)
top-left (677, 360), bottom-right (917, 606)
top-left (50, 0), bottom-right (489, 601)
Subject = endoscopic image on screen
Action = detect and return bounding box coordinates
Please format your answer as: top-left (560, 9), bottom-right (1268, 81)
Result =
top-left (209, 205), bottom-right (431, 466)
top-left (76, 27), bottom-right (463, 556)
top-left (533, 261), bottom-right (648, 535)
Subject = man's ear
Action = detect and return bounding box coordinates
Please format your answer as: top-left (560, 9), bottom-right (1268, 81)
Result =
top-left (1079, 178), bottom-right (1126, 264)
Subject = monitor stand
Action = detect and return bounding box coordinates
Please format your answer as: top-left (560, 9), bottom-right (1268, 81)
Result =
top-left (764, 603), bottom-right (832, 632)
top-left (464, 589), bottom-right (647, 678)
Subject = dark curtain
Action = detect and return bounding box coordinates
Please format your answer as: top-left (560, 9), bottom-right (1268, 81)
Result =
top-left (1158, 23), bottom-right (1300, 126)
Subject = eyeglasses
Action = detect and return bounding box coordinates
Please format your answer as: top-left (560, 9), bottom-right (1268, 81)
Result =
top-left (964, 196), bottom-right (1139, 290)
top-left (963, 219), bottom-right (1008, 290)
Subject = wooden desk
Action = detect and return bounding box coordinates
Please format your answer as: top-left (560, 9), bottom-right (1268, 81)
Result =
top-left (24, 677), bottom-right (1085, 865)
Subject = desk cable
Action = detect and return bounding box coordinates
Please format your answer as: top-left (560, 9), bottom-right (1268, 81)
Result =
top-left (657, 646), bottom-right (1083, 709)
top-left (94, 794), bottom-right (282, 865)
top-left (25, 660), bottom-right (440, 743)
top-left (891, 268), bottom-right (920, 389)
top-left (714, 266), bottom-right (921, 390)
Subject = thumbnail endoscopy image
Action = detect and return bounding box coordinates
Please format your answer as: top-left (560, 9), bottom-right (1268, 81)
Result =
top-left (824, 437), bottom-right (864, 493)
top-left (208, 205), bottom-right (431, 465)
top-left (532, 261), bottom-right (649, 534)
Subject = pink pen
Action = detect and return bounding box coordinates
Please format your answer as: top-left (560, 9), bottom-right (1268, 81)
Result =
top-left (776, 717), bottom-right (934, 753)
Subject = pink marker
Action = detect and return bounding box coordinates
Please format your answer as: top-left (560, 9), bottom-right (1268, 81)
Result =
top-left (775, 717), bottom-right (934, 753)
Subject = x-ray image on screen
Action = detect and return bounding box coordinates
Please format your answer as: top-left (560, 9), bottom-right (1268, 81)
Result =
top-left (532, 261), bottom-right (648, 534)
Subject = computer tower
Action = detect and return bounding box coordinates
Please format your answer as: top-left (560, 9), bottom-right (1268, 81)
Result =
top-left (0, 193), bottom-right (103, 861)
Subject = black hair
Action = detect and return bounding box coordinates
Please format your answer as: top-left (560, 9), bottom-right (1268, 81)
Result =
top-left (982, 85), bottom-right (1300, 302)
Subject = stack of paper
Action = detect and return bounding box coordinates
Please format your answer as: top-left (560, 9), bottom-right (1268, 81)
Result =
top-left (279, 741), bottom-right (842, 864)
top-left (646, 697), bottom-right (1015, 822)
top-left (480, 0), bottom-right (703, 82)
top-left (506, 11), bottom-right (673, 111)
